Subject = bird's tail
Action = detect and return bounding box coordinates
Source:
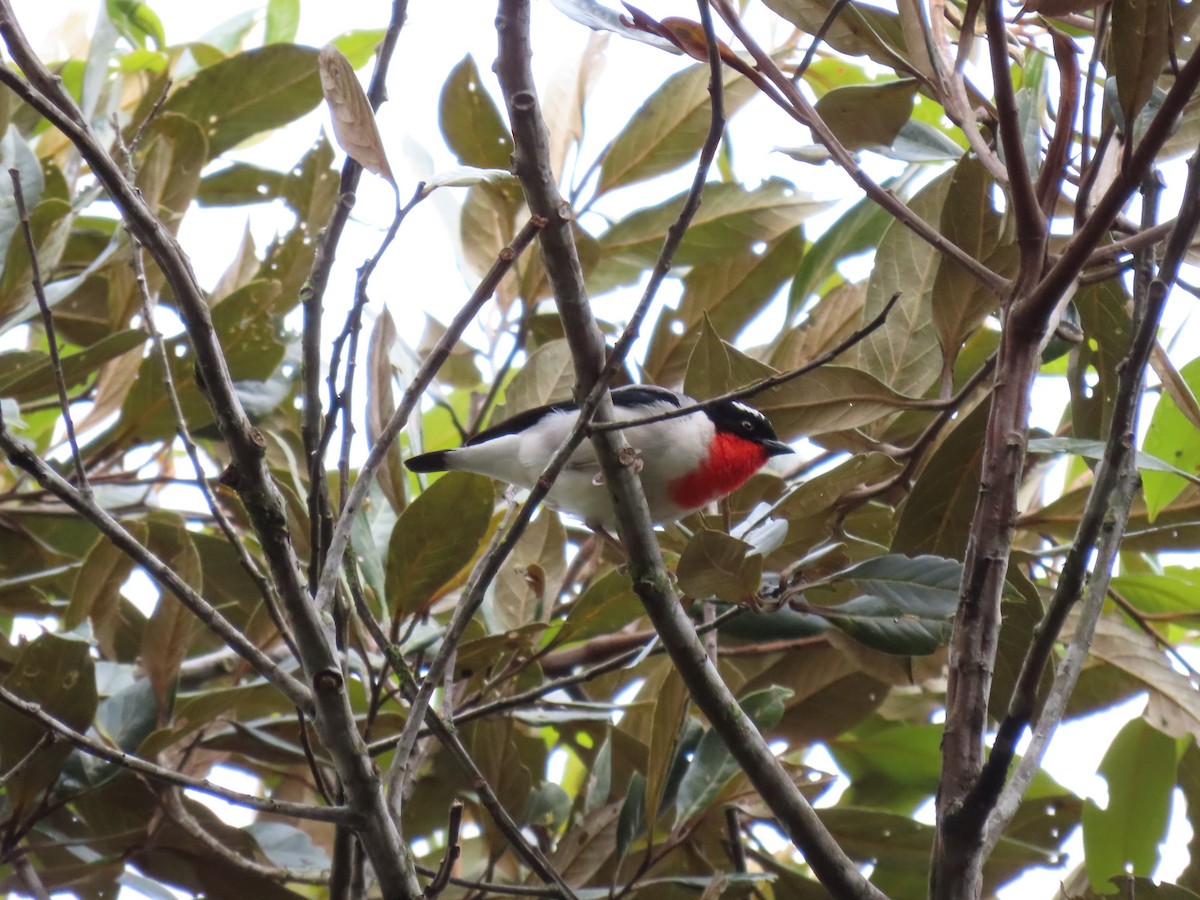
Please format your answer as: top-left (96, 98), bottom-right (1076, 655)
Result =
top-left (405, 449), bottom-right (453, 473)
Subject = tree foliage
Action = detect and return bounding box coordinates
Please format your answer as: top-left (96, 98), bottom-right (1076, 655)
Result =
top-left (0, 0), bottom-right (1199, 898)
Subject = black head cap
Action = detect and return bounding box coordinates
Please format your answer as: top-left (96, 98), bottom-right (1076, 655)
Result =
top-left (706, 399), bottom-right (793, 457)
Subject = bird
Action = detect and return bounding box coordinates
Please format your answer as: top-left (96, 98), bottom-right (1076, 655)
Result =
top-left (404, 385), bottom-right (793, 530)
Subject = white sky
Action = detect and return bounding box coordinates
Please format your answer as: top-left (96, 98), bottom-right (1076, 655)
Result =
top-left (9, 1), bottom-right (1199, 898)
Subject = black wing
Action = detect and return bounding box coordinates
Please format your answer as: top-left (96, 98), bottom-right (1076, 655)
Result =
top-left (466, 384), bottom-right (681, 447)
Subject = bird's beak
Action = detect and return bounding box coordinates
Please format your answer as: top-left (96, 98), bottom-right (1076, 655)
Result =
top-left (762, 439), bottom-right (794, 457)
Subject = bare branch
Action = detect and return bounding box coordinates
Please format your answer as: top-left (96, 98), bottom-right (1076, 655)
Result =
top-left (980, 146), bottom-right (1200, 851)
top-left (8, 168), bottom-right (89, 496)
top-left (162, 787), bottom-right (330, 885)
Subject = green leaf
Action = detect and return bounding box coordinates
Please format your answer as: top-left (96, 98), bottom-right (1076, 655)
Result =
top-left (644, 229), bottom-right (803, 386)
top-left (0, 123), bottom-right (45, 273)
top-left (197, 162), bottom-right (288, 206)
top-left (141, 517), bottom-right (201, 711)
top-left (62, 678), bottom-right (160, 790)
top-left (65, 523), bottom-right (148, 634)
top-left (386, 472), bottom-right (494, 618)
top-left (645, 669), bottom-right (688, 828)
top-left (1072, 278), bottom-right (1133, 439)
top-left (164, 45), bottom-right (322, 159)
top-left (0, 330), bottom-right (147, 402)
top-left (1030, 436), bottom-right (1200, 483)
top-left (1142, 355), bottom-right (1200, 521)
top-left (892, 398), bottom-right (989, 557)
top-left (931, 156), bottom-right (1014, 364)
top-left (616, 772), bottom-right (646, 862)
top-left (106, 0), bottom-right (166, 49)
top-left (554, 569), bottom-right (645, 647)
top-left (676, 530), bottom-right (763, 603)
top-left (598, 179), bottom-right (827, 275)
top-left (1110, 568), bottom-right (1200, 617)
top-left (439, 55), bottom-right (514, 170)
top-left (763, 0), bottom-right (908, 71)
top-left (264, 0), bottom-right (300, 44)
top-left (598, 63), bottom-right (757, 195)
top-left (330, 29), bottom-right (389, 70)
top-left (0, 633), bottom-right (97, 814)
top-left (673, 687), bottom-right (791, 826)
top-left (810, 554), bottom-right (961, 655)
top-left (1110, 0), bottom-right (1171, 130)
top-left (831, 720), bottom-right (1075, 812)
top-left (492, 339), bottom-right (574, 423)
top-left (860, 168), bottom-right (953, 395)
top-left (814, 79), bottom-right (918, 151)
top-left (1083, 717), bottom-right (1177, 888)
top-left (0, 198), bottom-right (73, 331)
top-left (684, 321), bottom-right (921, 440)
top-left (494, 509), bottom-right (566, 631)
top-left (245, 822), bottom-right (330, 871)
top-left (787, 187), bottom-right (894, 318)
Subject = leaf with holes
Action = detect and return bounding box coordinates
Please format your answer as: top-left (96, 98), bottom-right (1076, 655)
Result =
top-left (0, 633), bottom-right (97, 815)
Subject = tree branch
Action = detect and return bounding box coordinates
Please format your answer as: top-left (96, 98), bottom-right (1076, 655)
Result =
top-left (302, 0), bottom-right (410, 591)
top-left (931, 24), bottom-right (1200, 900)
top-left (0, 8), bottom-right (418, 891)
top-left (0, 682), bottom-right (352, 824)
top-left (983, 0), bottom-right (1046, 290)
top-left (979, 147), bottom-right (1200, 851)
top-left (8, 169), bottom-right (90, 496)
top-left (495, 3), bottom-right (885, 898)
top-left (0, 416), bottom-right (313, 711)
top-left (708, 0), bottom-right (1009, 297)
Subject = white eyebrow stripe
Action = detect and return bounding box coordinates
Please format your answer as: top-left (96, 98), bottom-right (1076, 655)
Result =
top-left (731, 401), bottom-right (764, 420)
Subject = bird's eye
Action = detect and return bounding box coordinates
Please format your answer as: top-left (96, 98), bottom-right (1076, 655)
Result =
top-left (741, 420), bottom-right (754, 432)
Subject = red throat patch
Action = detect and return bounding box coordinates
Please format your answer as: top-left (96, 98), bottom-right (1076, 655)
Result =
top-left (668, 432), bottom-right (769, 511)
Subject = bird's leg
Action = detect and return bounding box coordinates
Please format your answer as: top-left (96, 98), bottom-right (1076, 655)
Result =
top-left (618, 445), bottom-right (644, 473)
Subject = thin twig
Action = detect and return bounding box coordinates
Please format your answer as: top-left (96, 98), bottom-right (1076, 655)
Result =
top-left (0, 6), bottom-right (422, 890)
top-left (162, 787), bottom-right (330, 885)
top-left (0, 732), bottom-right (54, 788)
top-left (350, 581), bottom-right (579, 898)
top-left (708, 0), bottom-right (1009, 297)
top-left (309, 215), bottom-right (545, 636)
top-left (0, 415), bottom-right (313, 712)
top-left (8, 168), bottom-right (89, 495)
top-left (413, 865), bottom-right (564, 897)
top-left (427, 800), bottom-right (464, 899)
top-left (129, 235), bottom-right (298, 659)
top-left (0, 681), bottom-right (351, 824)
top-left (302, 0), bottom-right (411, 591)
top-left (983, 0), bottom-right (1046, 292)
top-left (590, 292), bottom-right (902, 433)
